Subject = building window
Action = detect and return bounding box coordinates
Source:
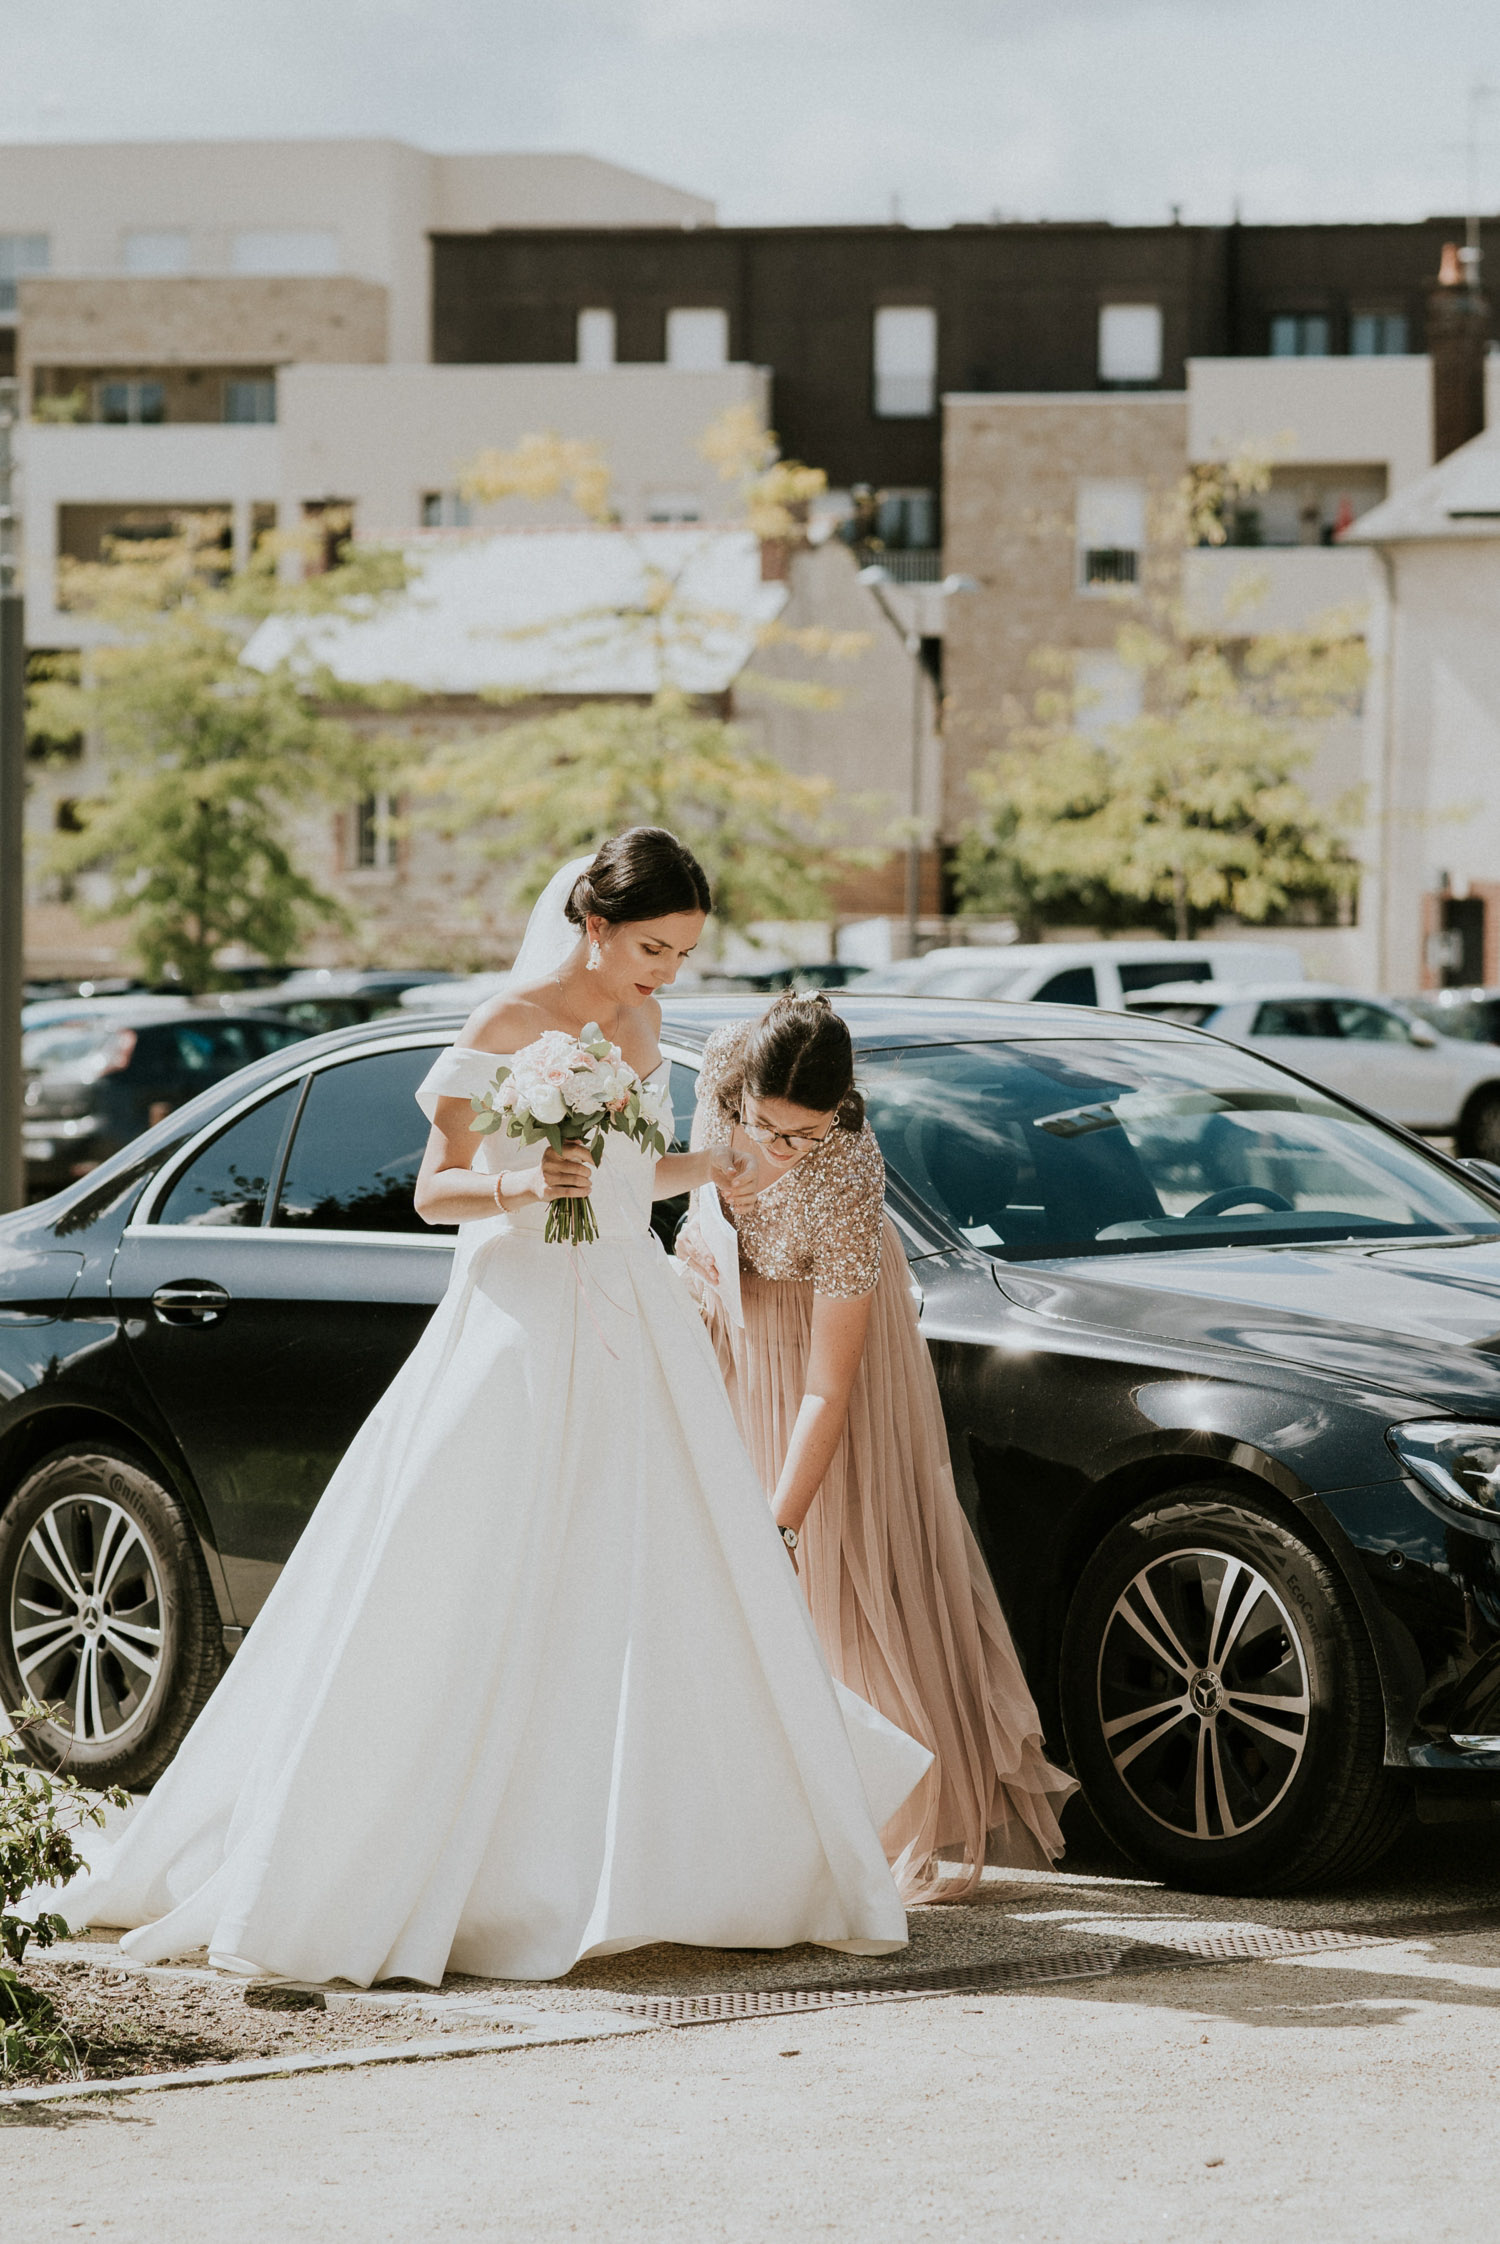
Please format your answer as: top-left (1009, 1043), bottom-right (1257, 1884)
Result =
top-left (873, 306), bottom-right (937, 418)
top-left (1076, 479), bottom-right (1145, 593)
top-left (96, 379), bottom-right (166, 425)
top-left (123, 229), bottom-right (190, 276)
top-left (871, 488), bottom-right (938, 550)
top-left (0, 232), bottom-right (49, 315)
top-left (1098, 303), bottom-right (1163, 385)
top-left (353, 793), bottom-right (395, 872)
top-left (231, 229), bottom-right (340, 276)
top-left (1351, 310), bottom-right (1409, 356)
top-left (420, 490), bottom-right (472, 528)
top-left (224, 377), bottom-right (276, 424)
top-left (577, 308), bottom-right (616, 369)
top-left (1073, 650), bottom-right (1144, 739)
top-left (665, 307), bottom-right (729, 369)
top-left (1269, 313), bottom-right (1331, 357)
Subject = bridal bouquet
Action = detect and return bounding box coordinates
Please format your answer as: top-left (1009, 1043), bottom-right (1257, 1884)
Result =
top-left (469, 1023), bottom-right (673, 1245)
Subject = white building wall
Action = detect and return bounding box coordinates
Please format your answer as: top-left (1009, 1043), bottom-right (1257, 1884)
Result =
top-left (276, 362), bottom-right (771, 533)
top-left (1187, 356), bottom-right (1433, 490)
top-left (0, 141), bottom-right (716, 366)
top-left (1365, 542), bottom-right (1500, 990)
top-left (17, 423), bottom-right (281, 646)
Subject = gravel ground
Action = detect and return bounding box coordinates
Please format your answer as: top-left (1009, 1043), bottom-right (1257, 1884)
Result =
top-left (14, 1805), bottom-right (1500, 2085)
top-left (10, 1955), bottom-right (536, 2084)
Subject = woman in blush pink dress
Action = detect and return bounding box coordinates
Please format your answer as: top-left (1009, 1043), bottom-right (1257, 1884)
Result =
top-left (679, 992), bottom-right (1075, 1902)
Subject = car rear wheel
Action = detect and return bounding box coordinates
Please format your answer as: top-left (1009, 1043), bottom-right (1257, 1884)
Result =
top-left (1061, 1488), bottom-right (1408, 1892)
top-left (0, 1449), bottom-right (225, 1790)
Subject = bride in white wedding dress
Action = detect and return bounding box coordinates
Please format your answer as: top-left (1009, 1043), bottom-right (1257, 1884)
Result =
top-left (59, 828), bottom-right (929, 1987)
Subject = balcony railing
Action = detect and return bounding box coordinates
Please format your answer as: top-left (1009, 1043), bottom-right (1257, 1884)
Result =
top-left (854, 545), bottom-right (943, 584)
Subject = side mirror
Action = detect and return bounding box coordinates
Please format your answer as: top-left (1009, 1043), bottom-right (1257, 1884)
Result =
top-left (1462, 1157), bottom-right (1500, 1193)
top-left (1408, 1021), bottom-right (1439, 1048)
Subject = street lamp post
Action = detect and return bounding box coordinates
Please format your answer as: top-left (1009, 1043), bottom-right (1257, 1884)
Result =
top-left (0, 378), bottom-right (23, 1213)
top-left (858, 564), bottom-right (978, 959)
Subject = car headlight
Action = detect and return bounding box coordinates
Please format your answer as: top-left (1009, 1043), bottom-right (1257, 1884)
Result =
top-left (1388, 1421), bottom-right (1500, 1520)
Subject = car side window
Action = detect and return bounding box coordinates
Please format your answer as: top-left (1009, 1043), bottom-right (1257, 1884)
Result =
top-left (152, 1083), bottom-right (300, 1228)
top-left (1331, 1001), bottom-right (1414, 1044)
top-left (1034, 967), bottom-right (1098, 1005)
top-left (668, 1062), bottom-right (699, 1150)
top-left (272, 1048), bottom-right (450, 1235)
top-left (1117, 961), bottom-right (1211, 994)
top-left (168, 1020), bottom-right (260, 1077)
top-left (1253, 1000), bottom-right (1338, 1037)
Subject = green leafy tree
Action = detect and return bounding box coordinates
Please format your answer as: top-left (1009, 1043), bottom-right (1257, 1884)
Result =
top-left (417, 416), bottom-right (869, 934)
top-left (956, 618), bottom-right (1363, 941)
top-left (416, 689), bottom-right (839, 931)
top-left (956, 444), bottom-right (1364, 941)
top-left (32, 520), bottom-right (409, 987)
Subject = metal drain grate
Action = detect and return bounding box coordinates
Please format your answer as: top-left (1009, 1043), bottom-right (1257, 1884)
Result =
top-left (613, 1906), bottom-right (1500, 2027)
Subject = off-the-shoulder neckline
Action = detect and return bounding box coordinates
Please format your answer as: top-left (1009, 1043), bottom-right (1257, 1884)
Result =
top-left (445, 1043), bottom-right (668, 1083)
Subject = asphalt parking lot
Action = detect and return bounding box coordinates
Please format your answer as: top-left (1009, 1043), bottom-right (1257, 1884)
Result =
top-left (9, 1807), bottom-right (1500, 2242)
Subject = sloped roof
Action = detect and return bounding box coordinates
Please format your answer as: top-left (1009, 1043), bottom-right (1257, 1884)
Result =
top-left (244, 526), bottom-right (786, 694)
top-left (1343, 423), bottom-right (1500, 545)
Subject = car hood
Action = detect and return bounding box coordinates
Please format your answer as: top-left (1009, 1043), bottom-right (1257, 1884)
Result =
top-left (995, 1236), bottom-right (1500, 1412)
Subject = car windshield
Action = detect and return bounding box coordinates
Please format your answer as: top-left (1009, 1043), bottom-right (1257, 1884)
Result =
top-left (862, 1037), bottom-right (1500, 1261)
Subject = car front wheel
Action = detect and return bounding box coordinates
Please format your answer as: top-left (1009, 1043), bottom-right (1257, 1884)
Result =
top-left (0, 1448), bottom-right (225, 1790)
top-left (1061, 1488), bottom-right (1407, 1892)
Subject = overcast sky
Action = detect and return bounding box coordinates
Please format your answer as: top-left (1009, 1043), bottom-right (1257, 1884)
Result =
top-left (3, 0), bottom-right (1500, 231)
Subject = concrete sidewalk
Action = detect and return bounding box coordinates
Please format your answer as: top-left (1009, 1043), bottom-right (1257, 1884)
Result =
top-left (9, 1820), bottom-right (1500, 2241)
top-left (8, 1938), bottom-right (1500, 2243)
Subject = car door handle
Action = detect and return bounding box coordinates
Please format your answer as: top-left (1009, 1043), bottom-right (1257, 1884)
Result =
top-left (151, 1280), bottom-right (231, 1327)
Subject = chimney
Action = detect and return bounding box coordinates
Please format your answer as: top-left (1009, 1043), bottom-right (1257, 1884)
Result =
top-left (1429, 240), bottom-right (1489, 462)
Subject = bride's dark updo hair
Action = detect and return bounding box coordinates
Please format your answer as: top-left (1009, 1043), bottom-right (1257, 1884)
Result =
top-left (738, 991), bottom-right (865, 1131)
top-left (565, 827), bottom-right (711, 929)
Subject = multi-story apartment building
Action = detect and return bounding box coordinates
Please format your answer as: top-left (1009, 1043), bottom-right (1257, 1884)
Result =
top-left (430, 214), bottom-right (1500, 563)
top-left (9, 138), bottom-right (1495, 980)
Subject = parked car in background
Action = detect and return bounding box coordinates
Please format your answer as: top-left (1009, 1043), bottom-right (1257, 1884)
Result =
top-left (14, 994), bottom-right (1500, 1894)
top-left (239, 968), bottom-right (460, 1039)
top-left (1406, 988), bottom-right (1500, 1047)
top-left (852, 939), bottom-right (1305, 1010)
top-left (22, 995), bottom-right (192, 1036)
top-left (1127, 982), bottom-right (1500, 1154)
top-left (21, 1009), bottom-right (308, 1197)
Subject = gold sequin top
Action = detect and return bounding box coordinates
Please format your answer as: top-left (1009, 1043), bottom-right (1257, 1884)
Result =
top-left (694, 1023), bottom-right (884, 1300)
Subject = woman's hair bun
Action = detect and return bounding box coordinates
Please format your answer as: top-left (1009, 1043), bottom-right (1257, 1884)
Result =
top-left (743, 988), bottom-right (863, 1130)
top-left (564, 826), bottom-right (711, 929)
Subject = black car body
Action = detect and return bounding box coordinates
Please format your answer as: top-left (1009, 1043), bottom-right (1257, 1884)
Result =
top-left (21, 1010), bottom-right (309, 1197)
top-left (9, 994), bottom-right (1500, 1893)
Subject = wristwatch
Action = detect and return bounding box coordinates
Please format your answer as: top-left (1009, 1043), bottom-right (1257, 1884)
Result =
top-left (780, 1525), bottom-right (799, 1552)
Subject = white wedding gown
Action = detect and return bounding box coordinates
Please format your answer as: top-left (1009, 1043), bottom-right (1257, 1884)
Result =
top-left (61, 1050), bottom-right (928, 1987)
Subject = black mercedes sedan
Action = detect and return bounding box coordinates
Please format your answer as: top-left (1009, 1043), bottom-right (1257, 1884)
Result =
top-left (8, 994), bottom-right (1500, 1898)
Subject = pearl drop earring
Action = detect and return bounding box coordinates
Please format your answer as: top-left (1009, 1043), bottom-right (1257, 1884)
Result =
top-left (586, 939), bottom-right (601, 972)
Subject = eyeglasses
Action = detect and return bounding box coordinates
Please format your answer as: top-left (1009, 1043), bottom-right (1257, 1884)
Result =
top-left (738, 1104), bottom-right (836, 1157)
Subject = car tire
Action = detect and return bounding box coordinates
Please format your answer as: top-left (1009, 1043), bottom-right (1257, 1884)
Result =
top-left (1458, 1087), bottom-right (1500, 1162)
top-left (0, 1448), bottom-right (225, 1791)
top-left (1060, 1488), bottom-right (1408, 1893)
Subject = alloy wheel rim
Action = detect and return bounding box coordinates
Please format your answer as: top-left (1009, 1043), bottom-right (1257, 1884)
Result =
top-left (9, 1495), bottom-right (165, 1747)
top-left (1096, 1546), bottom-right (1310, 1842)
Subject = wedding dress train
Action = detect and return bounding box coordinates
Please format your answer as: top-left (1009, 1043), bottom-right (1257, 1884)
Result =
top-left (60, 1053), bottom-right (928, 1986)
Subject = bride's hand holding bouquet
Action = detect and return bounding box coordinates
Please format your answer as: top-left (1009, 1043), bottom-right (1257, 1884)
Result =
top-left (469, 1023), bottom-right (673, 1245)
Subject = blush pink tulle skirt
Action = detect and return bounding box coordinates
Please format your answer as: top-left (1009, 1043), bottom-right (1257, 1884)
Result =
top-left (693, 1217), bottom-right (1077, 1903)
